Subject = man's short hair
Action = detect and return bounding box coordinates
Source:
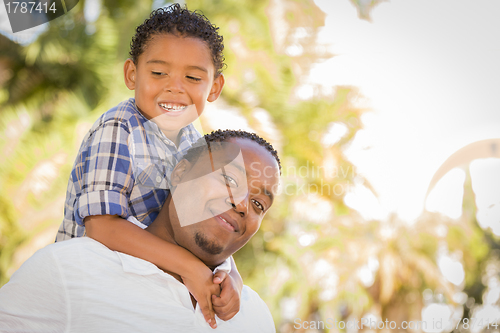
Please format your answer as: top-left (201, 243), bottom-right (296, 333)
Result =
top-left (182, 129), bottom-right (282, 174)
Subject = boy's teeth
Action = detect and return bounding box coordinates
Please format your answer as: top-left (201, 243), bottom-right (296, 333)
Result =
top-left (159, 103), bottom-right (186, 111)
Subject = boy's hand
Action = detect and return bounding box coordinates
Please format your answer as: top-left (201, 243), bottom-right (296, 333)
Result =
top-left (211, 271), bottom-right (241, 321)
top-left (182, 266), bottom-right (221, 329)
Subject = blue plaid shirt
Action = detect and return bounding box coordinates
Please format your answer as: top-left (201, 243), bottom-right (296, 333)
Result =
top-left (56, 98), bottom-right (202, 241)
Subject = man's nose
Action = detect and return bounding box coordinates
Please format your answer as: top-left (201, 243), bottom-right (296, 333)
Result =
top-left (227, 193), bottom-right (249, 217)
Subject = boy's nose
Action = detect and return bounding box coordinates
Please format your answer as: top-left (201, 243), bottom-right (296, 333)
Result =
top-left (164, 76), bottom-right (184, 93)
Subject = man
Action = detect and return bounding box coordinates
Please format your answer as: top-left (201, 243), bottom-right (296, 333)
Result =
top-left (0, 130), bottom-right (281, 332)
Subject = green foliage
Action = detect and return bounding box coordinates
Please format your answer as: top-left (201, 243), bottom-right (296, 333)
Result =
top-left (0, 195), bottom-right (27, 286)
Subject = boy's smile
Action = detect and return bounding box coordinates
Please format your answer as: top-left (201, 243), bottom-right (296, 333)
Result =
top-left (124, 34), bottom-right (224, 143)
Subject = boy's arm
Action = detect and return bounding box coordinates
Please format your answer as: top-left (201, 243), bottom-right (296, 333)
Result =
top-left (211, 256), bottom-right (243, 320)
top-left (85, 214), bottom-right (219, 329)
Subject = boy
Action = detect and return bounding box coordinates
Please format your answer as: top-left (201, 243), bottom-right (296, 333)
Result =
top-left (56, 4), bottom-right (239, 328)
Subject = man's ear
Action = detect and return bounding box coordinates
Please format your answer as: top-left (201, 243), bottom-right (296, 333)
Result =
top-left (170, 159), bottom-right (192, 187)
top-left (123, 59), bottom-right (137, 90)
top-left (207, 74), bottom-right (225, 102)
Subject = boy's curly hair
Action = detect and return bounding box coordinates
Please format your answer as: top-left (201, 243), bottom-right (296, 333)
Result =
top-left (129, 3), bottom-right (225, 76)
top-left (183, 129), bottom-right (282, 175)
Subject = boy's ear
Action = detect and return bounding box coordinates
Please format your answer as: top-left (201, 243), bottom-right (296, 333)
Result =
top-left (170, 159), bottom-right (192, 187)
top-left (207, 74), bottom-right (225, 102)
top-left (123, 59), bottom-right (137, 90)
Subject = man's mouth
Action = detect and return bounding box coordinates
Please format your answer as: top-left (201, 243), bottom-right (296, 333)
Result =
top-left (159, 103), bottom-right (187, 112)
top-left (215, 215), bottom-right (238, 232)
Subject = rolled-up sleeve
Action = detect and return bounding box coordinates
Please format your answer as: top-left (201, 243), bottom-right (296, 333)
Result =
top-left (72, 120), bottom-right (134, 225)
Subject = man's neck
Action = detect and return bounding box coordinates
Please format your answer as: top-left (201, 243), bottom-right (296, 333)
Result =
top-left (145, 196), bottom-right (176, 245)
top-left (144, 201), bottom-right (184, 283)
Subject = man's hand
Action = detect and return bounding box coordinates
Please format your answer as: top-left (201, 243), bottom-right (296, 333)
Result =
top-left (182, 265), bottom-right (221, 329)
top-left (211, 271), bottom-right (241, 321)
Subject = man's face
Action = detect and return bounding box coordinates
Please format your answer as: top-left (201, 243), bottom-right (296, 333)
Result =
top-left (124, 34), bottom-right (224, 138)
top-left (168, 138), bottom-right (280, 267)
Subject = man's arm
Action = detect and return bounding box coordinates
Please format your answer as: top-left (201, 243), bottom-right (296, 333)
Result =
top-left (0, 247), bottom-right (68, 332)
top-left (85, 215), bottom-right (220, 329)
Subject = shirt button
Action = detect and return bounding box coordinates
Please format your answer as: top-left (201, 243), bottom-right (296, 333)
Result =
top-left (156, 176), bottom-right (162, 183)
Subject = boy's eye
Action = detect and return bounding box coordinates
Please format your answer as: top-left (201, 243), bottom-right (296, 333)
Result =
top-left (222, 174), bottom-right (238, 188)
top-left (152, 71), bottom-right (165, 76)
top-left (252, 199), bottom-right (264, 212)
top-left (186, 76), bottom-right (201, 82)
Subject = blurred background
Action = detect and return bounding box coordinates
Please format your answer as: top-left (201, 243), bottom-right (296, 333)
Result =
top-left (1, 0), bottom-right (499, 332)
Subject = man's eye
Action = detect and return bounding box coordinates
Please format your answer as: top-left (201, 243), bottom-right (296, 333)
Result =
top-left (222, 174), bottom-right (238, 188)
top-left (252, 199), bottom-right (264, 212)
top-left (186, 76), bottom-right (201, 82)
top-left (152, 71), bottom-right (165, 76)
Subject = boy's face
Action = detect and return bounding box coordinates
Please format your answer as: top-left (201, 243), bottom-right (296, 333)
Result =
top-left (124, 34), bottom-right (224, 137)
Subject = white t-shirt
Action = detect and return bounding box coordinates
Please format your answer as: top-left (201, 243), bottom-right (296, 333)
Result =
top-left (0, 238), bottom-right (275, 333)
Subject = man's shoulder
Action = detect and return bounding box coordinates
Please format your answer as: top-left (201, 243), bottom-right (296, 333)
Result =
top-left (229, 285), bottom-right (275, 332)
top-left (241, 285), bottom-right (272, 312)
top-left (40, 238), bottom-right (114, 263)
top-left (10, 238), bottom-right (111, 283)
